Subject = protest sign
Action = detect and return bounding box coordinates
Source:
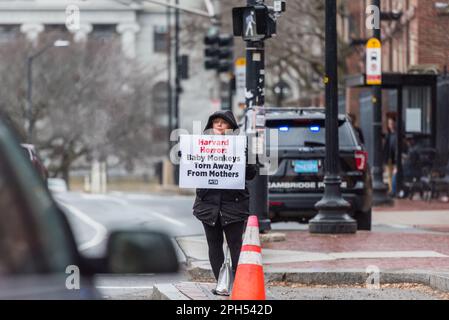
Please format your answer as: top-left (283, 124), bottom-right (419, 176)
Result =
top-left (179, 135), bottom-right (247, 190)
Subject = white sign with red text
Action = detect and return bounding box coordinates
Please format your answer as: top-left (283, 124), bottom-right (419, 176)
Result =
top-left (179, 135), bottom-right (246, 190)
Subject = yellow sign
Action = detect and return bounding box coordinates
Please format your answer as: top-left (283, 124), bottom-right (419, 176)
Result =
top-left (235, 57), bottom-right (246, 106)
top-left (366, 38), bottom-right (382, 85)
top-left (366, 38), bottom-right (381, 49)
top-left (235, 57), bottom-right (246, 67)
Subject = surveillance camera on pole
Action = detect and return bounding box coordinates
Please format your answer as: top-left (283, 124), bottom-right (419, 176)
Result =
top-left (232, 0), bottom-right (286, 233)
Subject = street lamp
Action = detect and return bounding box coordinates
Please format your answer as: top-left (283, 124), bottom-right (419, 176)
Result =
top-left (26, 39), bottom-right (70, 143)
top-left (309, 0), bottom-right (357, 234)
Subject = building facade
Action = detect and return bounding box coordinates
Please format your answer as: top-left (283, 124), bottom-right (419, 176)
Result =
top-left (0, 0), bottom-right (220, 179)
top-left (342, 0), bottom-right (449, 116)
top-left (335, 0), bottom-right (449, 184)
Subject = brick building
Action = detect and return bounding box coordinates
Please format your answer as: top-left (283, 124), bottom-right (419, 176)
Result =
top-left (342, 0), bottom-right (449, 113)
top-left (340, 0), bottom-right (449, 164)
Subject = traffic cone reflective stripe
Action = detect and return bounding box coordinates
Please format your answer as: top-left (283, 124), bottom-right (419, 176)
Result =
top-left (231, 215), bottom-right (265, 300)
top-left (241, 245), bottom-right (262, 253)
top-left (238, 251), bottom-right (263, 266)
top-left (242, 228), bottom-right (260, 246)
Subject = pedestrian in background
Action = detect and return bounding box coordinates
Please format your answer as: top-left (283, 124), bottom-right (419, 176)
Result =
top-left (348, 113), bottom-right (365, 144)
top-left (383, 117), bottom-right (397, 195)
top-left (192, 110), bottom-right (257, 294)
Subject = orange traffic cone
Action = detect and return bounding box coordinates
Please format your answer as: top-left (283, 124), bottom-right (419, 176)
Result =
top-left (231, 215), bottom-right (265, 300)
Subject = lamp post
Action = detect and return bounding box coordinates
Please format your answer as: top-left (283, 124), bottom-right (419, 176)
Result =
top-left (309, 0), bottom-right (357, 234)
top-left (26, 39), bottom-right (70, 143)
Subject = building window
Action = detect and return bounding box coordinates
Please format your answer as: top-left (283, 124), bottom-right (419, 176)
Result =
top-left (403, 87), bottom-right (431, 135)
top-left (92, 25), bottom-right (116, 41)
top-left (152, 81), bottom-right (170, 127)
top-left (154, 26), bottom-right (168, 53)
top-left (0, 25), bottom-right (20, 43)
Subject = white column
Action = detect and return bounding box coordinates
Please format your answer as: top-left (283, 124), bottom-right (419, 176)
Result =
top-left (116, 23), bottom-right (140, 59)
top-left (71, 23), bottom-right (93, 43)
top-left (100, 161), bottom-right (107, 194)
top-left (91, 160), bottom-right (101, 194)
top-left (20, 23), bottom-right (44, 47)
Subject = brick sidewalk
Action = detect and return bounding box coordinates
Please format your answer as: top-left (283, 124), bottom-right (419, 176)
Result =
top-left (262, 230), bottom-right (449, 272)
top-left (374, 198), bottom-right (449, 211)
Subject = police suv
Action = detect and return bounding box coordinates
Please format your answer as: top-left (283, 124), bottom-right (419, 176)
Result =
top-left (259, 108), bottom-right (373, 230)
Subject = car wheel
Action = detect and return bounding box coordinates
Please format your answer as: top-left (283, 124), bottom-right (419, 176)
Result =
top-left (355, 209), bottom-right (372, 231)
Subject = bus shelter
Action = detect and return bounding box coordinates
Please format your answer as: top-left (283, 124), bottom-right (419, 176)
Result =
top-left (345, 72), bottom-right (440, 195)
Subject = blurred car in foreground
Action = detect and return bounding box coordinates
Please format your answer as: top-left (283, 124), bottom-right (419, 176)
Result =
top-left (20, 143), bottom-right (48, 182)
top-left (47, 178), bottom-right (68, 193)
top-left (0, 119), bottom-right (179, 299)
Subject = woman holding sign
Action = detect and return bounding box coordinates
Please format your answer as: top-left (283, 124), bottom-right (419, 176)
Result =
top-left (192, 110), bottom-right (257, 293)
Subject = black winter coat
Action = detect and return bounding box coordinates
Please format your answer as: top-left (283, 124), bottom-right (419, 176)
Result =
top-left (192, 110), bottom-right (257, 227)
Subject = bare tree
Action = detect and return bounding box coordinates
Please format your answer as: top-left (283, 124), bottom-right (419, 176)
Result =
top-left (0, 32), bottom-right (165, 183)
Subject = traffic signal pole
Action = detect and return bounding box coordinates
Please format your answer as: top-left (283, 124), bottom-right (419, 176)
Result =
top-left (174, 0), bottom-right (180, 184)
top-left (246, 38), bottom-right (271, 232)
top-left (232, 0), bottom-right (286, 232)
top-left (245, 0), bottom-right (270, 232)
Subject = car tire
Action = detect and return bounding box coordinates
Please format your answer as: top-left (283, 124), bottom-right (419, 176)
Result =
top-left (355, 209), bottom-right (372, 231)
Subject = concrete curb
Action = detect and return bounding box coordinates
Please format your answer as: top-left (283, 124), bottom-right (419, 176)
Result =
top-left (152, 284), bottom-right (190, 300)
top-left (430, 273), bottom-right (449, 292)
top-left (187, 264), bottom-right (449, 292)
top-left (152, 270), bottom-right (449, 300)
top-left (260, 233), bottom-right (286, 243)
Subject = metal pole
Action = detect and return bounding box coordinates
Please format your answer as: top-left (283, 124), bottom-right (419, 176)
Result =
top-left (174, 0), bottom-right (180, 184)
top-left (213, 0), bottom-right (229, 112)
top-left (246, 0), bottom-right (271, 232)
top-left (167, 0), bottom-right (173, 146)
top-left (27, 56), bottom-right (33, 143)
top-left (396, 86), bottom-right (403, 195)
top-left (371, 0), bottom-right (392, 205)
top-left (309, 0), bottom-right (357, 234)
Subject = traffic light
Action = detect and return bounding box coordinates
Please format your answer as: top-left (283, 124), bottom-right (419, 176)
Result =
top-left (217, 34), bottom-right (234, 73)
top-left (204, 27), bottom-right (234, 73)
top-left (204, 26), bottom-right (219, 70)
top-left (179, 54), bottom-right (189, 80)
top-left (232, 1), bottom-right (285, 41)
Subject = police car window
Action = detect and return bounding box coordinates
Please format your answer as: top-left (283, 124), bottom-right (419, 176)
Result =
top-left (266, 120), bottom-right (356, 147)
top-left (0, 157), bottom-right (39, 275)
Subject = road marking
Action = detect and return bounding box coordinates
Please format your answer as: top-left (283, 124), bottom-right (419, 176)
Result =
top-left (58, 201), bottom-right (108, 251)
top-left (96, 286), bottom-right (154, 290)
top-left (81, 193), bottom-right (129, 206)
top-left (62, 193), bottom-right (186, 228)
top-left (148, 210), bottom-right (187, 228)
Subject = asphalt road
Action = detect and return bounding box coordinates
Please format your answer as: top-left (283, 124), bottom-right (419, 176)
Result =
top-left (53, 191), bottom-right (439, 300)
top-left (54, 191), bottom-right (200, 299)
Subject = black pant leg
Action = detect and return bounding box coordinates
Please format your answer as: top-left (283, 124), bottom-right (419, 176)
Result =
top-left (223, 220), bottom-right (246, 276)
top-left (202, 221), bottom-right (224, 280)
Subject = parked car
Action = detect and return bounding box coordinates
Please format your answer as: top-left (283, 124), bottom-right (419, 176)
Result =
top-left (0, 118), bottom-right (179, 299)
top-left (242, 108), bottom-right (373, 230)
top-left (20, 143), bottom-right (48, 182)
top-left (47, 178), bottom-right (69, 193)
